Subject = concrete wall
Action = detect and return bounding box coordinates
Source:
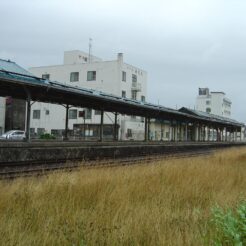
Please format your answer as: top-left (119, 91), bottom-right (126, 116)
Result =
top-left (210, 92), bottom-right (226, 116)
top-left (1, 142), bottom-right (244, 165)
top-left (64, 50), bottom-right (103, 64)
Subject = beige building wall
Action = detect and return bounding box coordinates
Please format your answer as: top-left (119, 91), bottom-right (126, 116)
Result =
top-left (196, 88), bottom-right (232, 118)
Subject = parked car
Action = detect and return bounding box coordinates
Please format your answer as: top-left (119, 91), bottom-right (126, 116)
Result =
top-left (0, 130), bottom-right (26, 140)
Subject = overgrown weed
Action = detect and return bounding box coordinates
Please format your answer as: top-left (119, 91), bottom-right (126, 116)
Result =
top-left (0, 147), bottom-right (245, 245)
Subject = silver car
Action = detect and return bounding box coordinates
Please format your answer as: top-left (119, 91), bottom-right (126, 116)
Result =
top-left (0, 130), bottom-right (26, 140)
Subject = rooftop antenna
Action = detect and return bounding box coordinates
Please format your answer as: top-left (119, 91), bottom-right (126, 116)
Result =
top-left (88, 38), bottom-right (92, 63)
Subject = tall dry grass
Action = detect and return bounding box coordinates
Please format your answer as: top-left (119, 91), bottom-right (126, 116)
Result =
top-left (0, 147), bottom-right (245, 246)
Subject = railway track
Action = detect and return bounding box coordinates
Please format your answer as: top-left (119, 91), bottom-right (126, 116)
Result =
top-left (0, 149), bottom-right (213, 180)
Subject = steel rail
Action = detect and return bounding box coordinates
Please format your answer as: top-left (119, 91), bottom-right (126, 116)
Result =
top-left (0, 149), bottom-right (213, 180)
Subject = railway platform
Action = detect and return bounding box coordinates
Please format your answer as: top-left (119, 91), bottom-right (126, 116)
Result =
top-left (0, 141), bottom-right (245, 165)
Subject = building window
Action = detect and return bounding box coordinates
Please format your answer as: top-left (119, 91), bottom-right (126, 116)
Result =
top-left (122, 91), bottom-right (126, 98)
top-left (131, 91), bottom-right (137, 100)
top-left (206, 108), bottom-right (211, 113)
top-left (199, 88), bottom-right (209, 95)
top-left (95, 110), bottom-right (101, 115)
top-left (122, 71), bottom-right (126, 82)
top-left (42, 74), bottom-right (50, 80)
top-left (78, 111), bottom-right (85, 117)
top-left (206, 100), bottom-right (210, 105)
top-left (141, 96), bottom-right (145, 102)
top-left (37, 128), bottom-right (45, 135)
top-left (132, 74), bottom-right (137, 82)
top-left (127, 129), bottom-right (132, 138)
top-left (87, 71), bottom-right (96, 81)
top-left (68, 109), bottom-right (77, 119)
top-left (70, 72), bottom-right (79, 82)
top-left (85, 129), bottom-right (93, 136)
top-left (30, 128), bottom-right (35, 135)
top-left (51, 129), bottom-right (64, 136)
top-left (45, 110), bottom-right (50, 115)
top-left (85, 108), bottom-right (92, 119)
top-left (33, 110), bottom-right (41, 119)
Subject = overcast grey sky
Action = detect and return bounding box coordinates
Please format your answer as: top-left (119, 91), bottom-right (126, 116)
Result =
top-left (1, 0), bottom-right (246, 121)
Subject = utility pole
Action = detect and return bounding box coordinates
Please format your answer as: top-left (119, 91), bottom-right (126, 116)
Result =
top-left (88, 38), bottom-right (92, 63)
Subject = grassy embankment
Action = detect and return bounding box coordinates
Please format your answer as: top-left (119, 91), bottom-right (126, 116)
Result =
top-left (0, 148), bottom-right (245, 245)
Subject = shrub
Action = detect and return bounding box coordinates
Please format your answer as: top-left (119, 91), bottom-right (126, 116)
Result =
top-left (209, 201), bottom-right (246, 246)
top-left (39, 133), bottom-right (56, 140)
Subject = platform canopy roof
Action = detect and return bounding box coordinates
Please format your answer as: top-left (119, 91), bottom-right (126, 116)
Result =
top-left (179, 107), bottom-right (242, 128)
top-left (0, 59), bottom-right (243, 129)
top-left (0, 59), bottom-right (32, 76)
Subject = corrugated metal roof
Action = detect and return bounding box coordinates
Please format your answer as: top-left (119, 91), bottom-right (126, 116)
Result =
top-left (0, 67), bottom-right (186, 117)
top-left (0, 59), bottom-right (32, 76)
top-left (0, 70), bottom-right (44, 85)
top-left (43, 80), bottom-right (188, 116)
top-left (0, 64), bottom-right (243, 128)
top-left (0, 69), bottom-right (191, 118)
top-left (179, 107), bottom-right (242, 126)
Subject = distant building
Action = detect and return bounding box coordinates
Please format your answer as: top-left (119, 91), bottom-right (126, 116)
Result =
top-left (196, 88), bottom-right (231, 117)
top-left (29, 50), bottom-right (147, 140)
top-left (0, 59), bottom-right (31, 134)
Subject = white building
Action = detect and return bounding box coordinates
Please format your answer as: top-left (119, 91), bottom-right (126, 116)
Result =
top-left (196, 88), bottom-right (232, 117)
top-left (29, 50), bottom-right (147, 140)
top-left (0, 97), bottom-right (5, 135)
